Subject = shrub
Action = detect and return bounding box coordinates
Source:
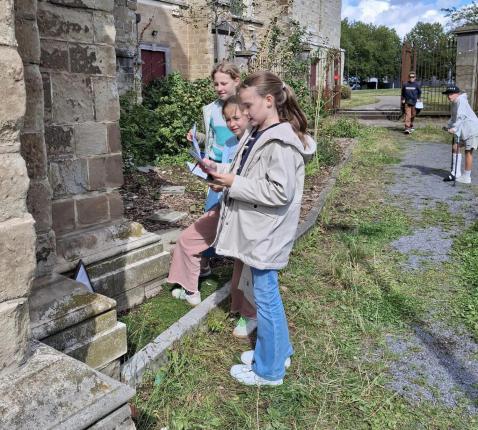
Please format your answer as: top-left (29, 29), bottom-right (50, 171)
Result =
top-left (120, 72), bottom-right (215, 165)
top-left (341, 85), bottom-right (352, 100)
top-left (320, 117), bottom-right (362, 138)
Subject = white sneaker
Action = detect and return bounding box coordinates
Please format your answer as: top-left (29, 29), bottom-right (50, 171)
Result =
top-left (171, 288), bottom-right (201, 306)
top-left (232, 316), bottom-right (257, 338)
top-left (230, 364), bottom-right (283, 386)
top-left (456, 176), bottom-right (471, 184)
top-left (240, 350), bottom-right (291, 368)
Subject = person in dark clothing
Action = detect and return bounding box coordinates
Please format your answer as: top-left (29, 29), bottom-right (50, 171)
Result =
top-left (401, 71), bottom-right (422, 134)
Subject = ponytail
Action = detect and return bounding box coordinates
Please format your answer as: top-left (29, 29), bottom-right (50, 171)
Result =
top-left (240, 71), bottom-right (308, 146)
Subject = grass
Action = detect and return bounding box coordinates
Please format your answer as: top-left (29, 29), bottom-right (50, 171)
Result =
top-left (410, 124), bottom-right (451, 144)
top-left (129, 125), bottom-right (478, 430)
top-left (340, 88), bottom-right (400, 109)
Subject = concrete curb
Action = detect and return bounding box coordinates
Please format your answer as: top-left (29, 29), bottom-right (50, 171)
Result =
top-left (121, 138), bottom-right (357, 388)
top-left (121, 283), bottom-right (231, 387)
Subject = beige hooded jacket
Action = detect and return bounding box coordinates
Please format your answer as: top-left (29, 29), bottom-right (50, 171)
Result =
top-left (213, 122), bottom-right (317, 270)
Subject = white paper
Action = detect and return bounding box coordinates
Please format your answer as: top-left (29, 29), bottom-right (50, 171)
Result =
top-left (75, 262), bottom-right (94, 292)
top-left (187, 161), bottom-right (208, 180)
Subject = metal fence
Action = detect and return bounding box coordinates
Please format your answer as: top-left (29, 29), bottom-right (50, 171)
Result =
top-left (401, 38), bottom-right (457, 114)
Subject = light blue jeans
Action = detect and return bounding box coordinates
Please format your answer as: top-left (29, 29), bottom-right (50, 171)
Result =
top-left (251, 268), bottom-right (293, 381)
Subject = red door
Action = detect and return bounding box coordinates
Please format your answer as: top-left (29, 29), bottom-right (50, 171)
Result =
top-left (141, 50), bottom-right (166, 85)
top-left (309, 62), bottom-right (317, 89)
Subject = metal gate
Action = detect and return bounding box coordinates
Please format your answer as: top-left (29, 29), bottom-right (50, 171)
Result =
top-left (401, 38), bottom-right (456, 114)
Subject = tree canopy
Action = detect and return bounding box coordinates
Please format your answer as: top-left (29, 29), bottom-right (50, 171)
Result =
top-left (341, 18), bottom-right (401, 81)
top-left (443, 2), bottom-right (478, 28)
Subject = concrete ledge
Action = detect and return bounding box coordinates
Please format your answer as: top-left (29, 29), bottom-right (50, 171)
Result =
top-left (121, 283), bottom-right (231, 387)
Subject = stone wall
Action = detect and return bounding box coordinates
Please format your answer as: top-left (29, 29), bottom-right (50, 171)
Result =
top-left (455, 27), bottom-right (478, 111)
top-left (35, 0), bottom-right (125, 248)
top-left (0, 0), bottom-right (37, 376)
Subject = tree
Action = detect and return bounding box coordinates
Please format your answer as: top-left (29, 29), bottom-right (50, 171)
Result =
top-left (341, 19), bottom-right (401, 81)
top-left (404, 22), bottom-right (449, 50)
top-left (443, 2), bottom-right (478, 28)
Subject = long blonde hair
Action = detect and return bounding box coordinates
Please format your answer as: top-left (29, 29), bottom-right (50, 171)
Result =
top-left (211, 62), bottom-right (241, 81)
top-left (240, 71), bottom-right (308, 145)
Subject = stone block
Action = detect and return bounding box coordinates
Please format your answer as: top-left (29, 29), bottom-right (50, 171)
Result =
top-left (70, 43), bottom-right (116, 76)
top-left (0, 46), bottom-right (26, 128)
top-left (44, 124), bottom-right (75, 159)
top-left (37, 1), bottom-right (94, 43)
top-left (97, 359), bottom-right (121, 380)
top-left (41, 71), bottom-right (52, 123)
top-left (160, 185), bottom-right (185, 194)
top-left (107, 122), bottom-right (122, 152)
top-left (105, 154), bottom-right (124, 188)
top-left (87, 156), bottom-right (107, 190)
top-left (93, 11), bottom-right (116, 45)
top-left (51, 73), bottom-right (94, 123)
top-left (48, 0), bottom-right (115, 12)
top-left (52, 198), bottom-right (76, 234)
top-left (93, 77), bottom-right (120, 122)
top-left (15, 0), bottom-right (37, 20)
top-left (0, 217), bottom-right (36, 302)
top-left (15, 18), bottom-right (41, 65)
top-left (35, 229), bottom-right (57, 277)
top-left (40, 40), bottom-right (69, 72)
top-left (30, 274), bottom-right (117, 339)
top-left (49, 158), bottom-right (88, 197)
top-left (147, 209), bottom-right (187, 223)
top-left (62, 321), bottom-right (127, 368)
top-left (145, 278), bottom-right (165, 299)
top-left (76, 194), bottom-right (109, 226)
top-left (27, 179), bottom-right (52, 233)
top-left (42, 309), bottom-right (117, 350)
top-left (0, 299), bottom-right (30, 375)
top-left (20, 132), bottom-right (48, 179)
top-left (75, 121), bottom-right (108, 155)
top-left (88, 404), bottom-right (135, 430)
top-left (0, 0), bottom-right (15, 47)
top-left (0, 153), bottom-right (30, 222)
top-left (0, 341), bottom-right (135, 430)
top-left (108, 191), bottom-right (124, 220)
top-left (23, 64), bottom-right (44, 132)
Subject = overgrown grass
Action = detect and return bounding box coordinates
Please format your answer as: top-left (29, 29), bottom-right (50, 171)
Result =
top-left (130, 125), bottom-right (477, 429)
top-left (340, 88), bottom-right (400, 109)
top-left (410, 124), bottom-right (450, 144)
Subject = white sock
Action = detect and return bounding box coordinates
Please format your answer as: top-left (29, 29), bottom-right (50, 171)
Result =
top-left (452, 153), bottom-right (462, 177)
top-left (463, 170), bottom-right (471, 179)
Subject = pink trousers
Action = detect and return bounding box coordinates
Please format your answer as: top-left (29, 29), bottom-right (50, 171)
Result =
top-left (167, 207), bottom-right (256, 318)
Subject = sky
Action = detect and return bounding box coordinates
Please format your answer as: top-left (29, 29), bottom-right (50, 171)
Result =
top-left (342, 0), bottom-right (472, 38)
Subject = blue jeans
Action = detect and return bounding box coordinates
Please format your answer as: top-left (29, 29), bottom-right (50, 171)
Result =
top-left (251, 268), bottom-right (293, 381)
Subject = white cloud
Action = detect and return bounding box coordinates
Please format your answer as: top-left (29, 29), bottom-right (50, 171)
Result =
top-left (342, 0), bottom-right (466, 38)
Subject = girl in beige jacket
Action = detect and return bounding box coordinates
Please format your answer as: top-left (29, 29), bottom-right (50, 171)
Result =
top-left (205, 71), bottom-right (316, 386)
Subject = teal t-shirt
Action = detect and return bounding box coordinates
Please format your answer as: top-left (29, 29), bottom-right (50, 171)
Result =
top-left (207, 102), bottom-right (235, 162)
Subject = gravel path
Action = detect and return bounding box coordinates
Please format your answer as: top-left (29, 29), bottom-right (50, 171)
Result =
top-left (383, 140), bottom-right (478, 412)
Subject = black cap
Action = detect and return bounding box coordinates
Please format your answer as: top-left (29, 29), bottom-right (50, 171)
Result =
top-left (442, 85), bottom-right (460, 95)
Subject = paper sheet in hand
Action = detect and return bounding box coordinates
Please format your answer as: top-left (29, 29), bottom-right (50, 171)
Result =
top-left (191, 123), bottom-right (202, 158)
top-left (187, 161), bottom-right (209, 180)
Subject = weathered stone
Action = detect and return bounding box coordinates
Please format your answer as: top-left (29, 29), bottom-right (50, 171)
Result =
top-left (87, 156), bottom-right (106, 190)
top-left (126, 0), bottom-right (137, 11)
top-left (51, 73), bottom-right (94, 123)
top-left (93, 11), bottom-right (116, 45)
top-left (0, 216), bottom-right (36, 302)
top-left (0, 0), bottom-right (15, 46)
top-left (145, 278), bottom-right (165, 299)
top-left (44, 124), bottom-right (75, 159)
top-left (49, 158), bottom-right (88, 197)
top-left (35, 230), bottom-right (57, 277)
top-left (23, 64), bottom-right (44, 132)
top-left (27, 179), bottom-right (52, 233)
top-left (97, 359), bottom-right (121, 380)
top-left (0, 153), bottom-right (30, 222)
top-left (42, 309), bottom-right (117, 350)
top-left (20, 132), bottom-right (47, 179)
top-left (76, 194), bottom-right (109, 226)
top-left (40, 40), bottom-right (69, 71)
top-left (108, 191), bottom-right (124, 220)
top-left (88, 404), bottom-right (135, 430)
top-left (62, 321), bottom-right (127, 369)
top-left (41, 71), bottom-right (52, 123)
top-left (107, 122), bottom-right (121, 152)
top-left (0, 299), bottom-right (30, 375)
top-left (160, 185), bottom-right (185, 194)
top-left (52, 198), bottom-right (76, 234)
top-left (37, 1), bottom-right (94, 43)
top-left (15, 18), bottom-right (41, 65)
top-left (0, 341), bottom-right (135, 430)
top-left (93, 77), bottom-right (120, 121)
top-left (70, 43), bottom-right (101, 74)
top-left (75, 121), bottom-right (108, 155)
top-left (49, 0), bottom-right (115, 12)
top-left (147, 209), bottom-right (187, 223)
top-left (0, 46), bottom-right (26, 129)
top-left (105, 154), bottom-right (124, 187)
top-left (30, 274), bottom-right (116, 339)
top-left (15, 0), bottom-right (37, 20)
